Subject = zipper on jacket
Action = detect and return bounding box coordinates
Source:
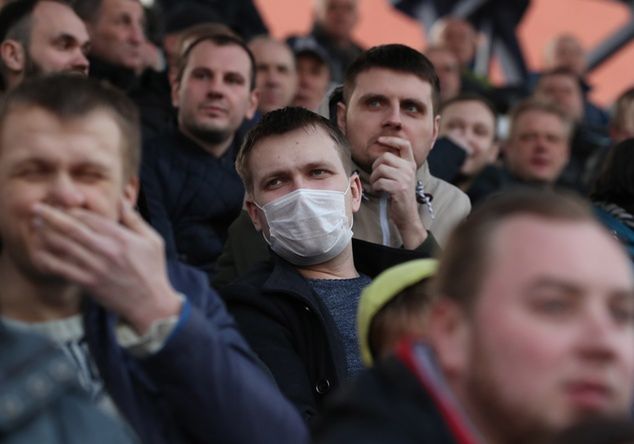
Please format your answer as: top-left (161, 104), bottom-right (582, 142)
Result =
top-left (379, 193), bottom-right (391, 246)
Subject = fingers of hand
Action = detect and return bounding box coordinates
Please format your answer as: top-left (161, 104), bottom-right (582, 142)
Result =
top-left (31, 247), bottom-right (95, 287)
top-left (376, 136), bottom-right (416, 162)
top-left (33, 203), bottom-right (96, 245)
top-left (32, 204), bottom-right (124, 283)
top-left (370, 155), bottom-right (416, 193)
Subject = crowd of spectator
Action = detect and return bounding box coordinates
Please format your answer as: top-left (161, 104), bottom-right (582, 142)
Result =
top-left (0, 0), bottom-right (633, 443)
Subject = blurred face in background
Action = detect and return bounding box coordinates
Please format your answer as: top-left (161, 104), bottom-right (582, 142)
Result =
top-left (86, 0), bottom-right (146, 72)
top-left (249, 38), bottom-right (297, 114)
top-left (315, 0), bottom-right (359, 43)
top-left (505, 109), bottom-right (570, 183)
top-left (439, 99), bottom-right (497, 176)
top-left (534, 73), bottom-right (584, 122)
top-left (293, 53), bottom-right (330, 111)
top-left (425, 47), bottom-right (461, 103)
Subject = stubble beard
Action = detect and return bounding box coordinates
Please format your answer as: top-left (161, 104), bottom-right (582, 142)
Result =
top-left (463, 343), bottom-right (554, 444)
top-left (183, 117), bottom-right (234, 147)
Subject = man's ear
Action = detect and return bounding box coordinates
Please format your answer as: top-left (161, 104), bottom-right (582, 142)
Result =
top-left (425, 298), bottom-right (470, 379)
top-left (245, 89), bottom-right (259, 120)
top-left (349, 172), bottom-right (362, 213)
top-left (123, 177), bottom-right (140, 208)
top-left (1, 40), bottom-right (25, 72)
top-left (429, 114), bottom-right (441, 150)
top-left (170, 78), bottom-right (182, 109)
top-left (336, 102), bottom-right (347, 135)
top-left (245, 196), bottom-right (263, 232)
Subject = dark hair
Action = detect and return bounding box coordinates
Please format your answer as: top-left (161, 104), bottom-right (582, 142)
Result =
top-left (343, 44), bottom-right (440, 115)
top-left (0, 0), bottom-right (37, 42)
top-left (175, 32), bottom-right (256, 90)
top-left (328, 85), bottom-right (343, 125)
top-left (434, 189), bottom-right (595, 309)
top-left (0, 74), bottom-right (141, 179)
top-left (590, 138), bottom-right (634, 207)
top-left (439, 92), bottom-right (498, 131)
top-left (236, 106), bottom-right (351, 192)
top-left (368, 279), bottom-right (433, 360)
top-left (72, 0), bottom-right (104, 23)
top-left (509, 98), bottom-right (574, 141)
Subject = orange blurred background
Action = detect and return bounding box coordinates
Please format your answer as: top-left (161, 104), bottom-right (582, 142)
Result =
top-left (254, 0), bottom-right (634, 107)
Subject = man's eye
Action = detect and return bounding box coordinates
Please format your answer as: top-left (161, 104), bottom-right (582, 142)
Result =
top-left (225, 75), bottom-right (245, 85)
top-left (534, 297), bottom-right (572, 316)
top-left (193, 71), bottom-right (210, 80)
top-left (610, 302), bottom-right (634, 324)
top-left (17, 167), bottom-right (50, 180)
top-left (404, 104), bottom-right (420, 113)
top-left (474, 126), bottom-right (490, 137)
top-left (75, 171), bottom-right (105, 182)
top-left (264, 178), bottom-right (282, 189)
top-left (311, 169), bottom-right (328, 177)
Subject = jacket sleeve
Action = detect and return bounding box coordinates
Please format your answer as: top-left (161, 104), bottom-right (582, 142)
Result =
top-left (224, 289), bottom-right (320, 422)
top-left (137, 261), bottom-right (308, 444)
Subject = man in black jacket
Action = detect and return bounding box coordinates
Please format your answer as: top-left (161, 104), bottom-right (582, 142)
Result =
top-left (141, 32), bottom-right (257, 280)
top-left (222, 107), bottom-right (432, 422)
top-left (314, 190), bottom-right (634, 444)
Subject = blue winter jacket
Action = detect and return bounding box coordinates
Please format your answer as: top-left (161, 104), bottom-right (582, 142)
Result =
top-left (82, 260), bottom-right (308, 444)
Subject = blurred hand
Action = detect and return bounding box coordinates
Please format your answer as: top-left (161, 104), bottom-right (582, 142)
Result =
top-left (31, 200), bottom-right (181, 334)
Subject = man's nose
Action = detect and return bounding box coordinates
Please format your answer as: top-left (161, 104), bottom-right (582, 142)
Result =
top-left (264, 70), bottom-right (281, 88)
top-left (205, 76), bottom-right (226, 98)
top-left (128, 23), bottom-right (145, 46)
top-left (45, 174), bottom-right (86, 209)
top-left (73, 50), bottom-right (90, 74)
top-left (382, 104), bottom-right (402, 129)
top-left (576, 308), bottom-right (622, 364)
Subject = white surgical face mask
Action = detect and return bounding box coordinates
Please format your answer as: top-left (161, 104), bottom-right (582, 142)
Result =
top-left (255, 184), bottom-right (353, 266)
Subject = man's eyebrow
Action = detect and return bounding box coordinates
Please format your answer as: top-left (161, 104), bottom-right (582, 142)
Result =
top-left (258, 168), bottom-right (288, 183)
top-left (526, 277), bottom-right (634, 299)
top-left (525, 277), bottom-right (583, 295)
top-left (401, 98), bottom-right (426, 108)
top-left (357, 93), bottom-right (387, 102)
top-left (303, 160), bottom-right (337, 171)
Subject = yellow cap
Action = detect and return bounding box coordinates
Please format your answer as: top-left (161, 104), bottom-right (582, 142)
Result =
top-left (358, 259), bottom-right (438, 366)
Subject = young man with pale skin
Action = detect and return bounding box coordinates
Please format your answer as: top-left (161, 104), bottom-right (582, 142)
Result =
top-left (337, 43), bottom-right (470, 247)
top-left (0, 74), bottom-right (306, 444)
top-left (316, 189), bottom-right (634, 444)
top-left (0, 0), bottom-right (90, 90)
top-left (223, 106), bottom-right (428, 421)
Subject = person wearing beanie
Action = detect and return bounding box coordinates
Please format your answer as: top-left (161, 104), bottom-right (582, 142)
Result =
top-left (357, 258), bottom-right (438, 366)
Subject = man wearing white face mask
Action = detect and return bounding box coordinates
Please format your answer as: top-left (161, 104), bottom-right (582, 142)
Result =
top-left (222, 107), bottom-right (430, 422)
